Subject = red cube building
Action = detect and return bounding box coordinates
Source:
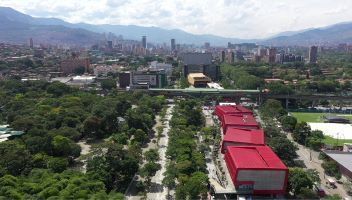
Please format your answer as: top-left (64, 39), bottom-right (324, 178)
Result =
top-left (221, 128), bottom-right (265, 153)
top-left (224, 146), bottom-right (288, 195)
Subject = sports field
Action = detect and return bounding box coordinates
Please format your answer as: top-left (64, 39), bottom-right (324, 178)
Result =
top-left (291, 112), bottom-right (352, 123)
top-left (323, 135), bottom-right (352, 146)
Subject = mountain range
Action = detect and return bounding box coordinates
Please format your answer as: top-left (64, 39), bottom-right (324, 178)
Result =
top-left (1, 6), bottom-right (352, 46)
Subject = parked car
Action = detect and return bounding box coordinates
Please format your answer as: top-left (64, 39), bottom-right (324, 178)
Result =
top-left (314, 185), bottom-right (326, 197)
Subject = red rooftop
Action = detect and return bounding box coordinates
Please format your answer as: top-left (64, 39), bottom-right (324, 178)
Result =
top-left (222, 114), bottom-right (260, 132)
top-left (221, 128), bottom-right (265, 153)
top-left (215, 105), bottom-right (253, 122)
top-left (224, 146), bottom-right (288, 195)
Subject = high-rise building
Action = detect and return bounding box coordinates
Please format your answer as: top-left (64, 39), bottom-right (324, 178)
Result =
top-left (309, 46), bottom-right (318, 63)
top-left (220, 51), bottom-right (226, 62)
top-left (181, 52), bottom-right (220, 81)
top-left (29, 38), bottom-right (33, 49)
top-left (107, 41), bottom-right (113, 49)
top-left (204, 42), bottom-right (210, 49)
top-left (142, 36), bottom-right (147, 48)
top-left (171, 39), bottom-right (176, 51)
top-left (257, 47), bottom-right (266, 57)
top-left (267, 48), bottom-right (277, 63)
top-left (227, 51), bottom-right (235, 64)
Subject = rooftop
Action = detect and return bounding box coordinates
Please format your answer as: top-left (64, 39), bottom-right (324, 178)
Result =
top-left (324, 150), bottom-right (352, 173)
top-left (223, 114), bottom-right (258, 127)
top-left (227, 146), bottom-right (287, 169)
top-left (216, 105), bottom-right (253, 115)
top-left (223, 128), bottom-right (265, 145)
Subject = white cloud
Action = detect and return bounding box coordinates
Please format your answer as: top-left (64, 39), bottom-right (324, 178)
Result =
top-left (1, 0), bottom-right (352, 39)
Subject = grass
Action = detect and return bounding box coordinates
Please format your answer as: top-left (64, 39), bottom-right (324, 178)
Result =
top-left (323, 135), bottom-right (352, 146)
top-left (291, 112), bottom-right (327, 122)
top-left (291, 112), bottom-right (352, 123)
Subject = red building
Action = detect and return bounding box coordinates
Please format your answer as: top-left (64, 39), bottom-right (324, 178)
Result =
top-left (215, 105), bottom-right (253, 122)
top-left (222, 114), bottom-right (259, 132)
top-left (221, 128), bottom-right (265, 153)
top-left (224, 146), bottom-right (288, 195)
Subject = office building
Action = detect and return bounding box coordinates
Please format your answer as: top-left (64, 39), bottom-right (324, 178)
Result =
top-left (181, 52), bottom-right (220, 81)
top-left (29, 38), bottom-right (33, 49)
top-left (220, 51), bottom-right (226, 62)
top-left (204, 42), bottom-right (210, 49)
top-left (227, 51), bottom-right (235, 64)
top-left (118, 69), bottom-right (167, 89)
top-left (187, 73), bottom-right (211, 88)
top-left (309, 46), bottom-right (318, 63)
top-left (171, 39), bottom-right (176, 51)
top-left (107, 41), bottom-right (113, 49)
top-left (267, 48), bottom-right (277, 63)
top-left (60, 58), bottom-right (90, 75)
top-left (142, 36), bottom-right (147, 48)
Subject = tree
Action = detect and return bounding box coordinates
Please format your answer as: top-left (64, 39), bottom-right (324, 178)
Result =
top-left (322, 160), bottom-right (341, 179)
top-left (268, 137), bottom-right (298, 166)
top-left (288, 168), bottom-right (314, 196)
top-left (296, 188), bottom-right (319, 199)
top-left (51, 135), bottom-right (81, 158)
top-left (140, 162), bottom-right (161, 184)
top-left (46, 157), bottom-right (68, 173)
top-left (0, 141), bottom-right (31, 176)
top-left (280, 115), bottom-right (297, 132)
top-left (101, 79), bottom-right (116, 90)
top-left (260, 99), bottom-right (287, 118)
top-left (307, 130), bottom-right (324, 151)
top-left (144, 149), bottom-right (159, 162)
top-left (267, 82), bottom-right (294, 95)
top-left (47, 81), bottom-right (71, 97)
top-left (343, 180), bottom-right (352, 196)
top-left (83, 116), bottom-right (104, 139)
top-left (133, 129), bottom-right (148, 144)
top-left (236, 75), bottom-right (263, 89)
top-left (306, 169), bottom-right (321, 184)
top-left (325, 194), bottom-right (342, 200)
top-left (293, 122), bottom-right (311, 145)
top-left (184, 172), bottom-right (208, 199)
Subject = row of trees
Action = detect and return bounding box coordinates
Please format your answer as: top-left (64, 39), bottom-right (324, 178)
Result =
top-left (163, 100), bottom-right (208, 200)
top-left (260, 99), bottom-right (321, 198)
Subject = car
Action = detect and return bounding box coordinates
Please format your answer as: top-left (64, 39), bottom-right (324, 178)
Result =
top-left (314, 185), bottom-right (326, 197)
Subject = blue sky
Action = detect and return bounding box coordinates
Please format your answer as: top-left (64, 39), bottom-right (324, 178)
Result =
top-left (1, 0), bottom-right (352, 39)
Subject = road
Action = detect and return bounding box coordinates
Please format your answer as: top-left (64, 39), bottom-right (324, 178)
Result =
top-left (287, 133), bottom-right (350, 198)
top-left (147, 104), bottom-right (174, 200)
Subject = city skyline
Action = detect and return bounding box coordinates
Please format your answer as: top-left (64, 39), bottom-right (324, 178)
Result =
top-left (1, 0), bottom-right (352, 39)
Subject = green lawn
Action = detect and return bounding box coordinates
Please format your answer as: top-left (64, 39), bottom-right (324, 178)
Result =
top-left (290, 112), bottom-right (327, 122)
top-left (291, 112), bottom-right (352, 123)
top-left (323, 135), bottom-right (352, 146)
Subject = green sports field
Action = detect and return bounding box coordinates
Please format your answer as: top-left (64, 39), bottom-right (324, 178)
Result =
top-left (290, 112), bottom-right (352, 123)
top-left (323, 136), bottom-right (352, 146)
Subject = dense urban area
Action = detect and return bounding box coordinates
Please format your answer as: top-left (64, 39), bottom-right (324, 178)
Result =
top-left (1, 5), bottom-right (352, 200)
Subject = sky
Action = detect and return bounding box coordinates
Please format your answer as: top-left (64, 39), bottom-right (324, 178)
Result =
top-left (1, 0), bottom-right (352, 39)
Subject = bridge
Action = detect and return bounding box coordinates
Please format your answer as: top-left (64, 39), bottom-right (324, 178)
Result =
top-left (140, 88), bottom-right (352, 104)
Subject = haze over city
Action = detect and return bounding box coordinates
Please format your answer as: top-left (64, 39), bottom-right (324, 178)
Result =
top-left (1, 0), bottom-right (352, 39)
